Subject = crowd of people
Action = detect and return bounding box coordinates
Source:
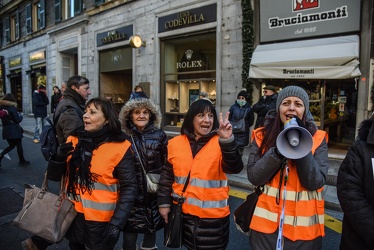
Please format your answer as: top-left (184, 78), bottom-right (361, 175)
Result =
top-left (0, 77), bottom-right (370, 250)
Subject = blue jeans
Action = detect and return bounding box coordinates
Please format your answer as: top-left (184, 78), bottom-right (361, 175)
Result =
top-left (34, 117), bottom-right (46, 140)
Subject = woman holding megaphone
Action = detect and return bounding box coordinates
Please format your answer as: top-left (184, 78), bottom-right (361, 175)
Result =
top-left (246, 86), bottom-right (329, 250)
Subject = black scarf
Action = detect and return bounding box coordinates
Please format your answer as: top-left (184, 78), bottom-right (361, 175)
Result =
top-left (67, 124), bottom-right (111, 200)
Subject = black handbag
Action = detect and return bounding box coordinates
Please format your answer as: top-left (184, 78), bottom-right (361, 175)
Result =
top-left (232, 108), bottom-right (248, 133)
top-left (234, 186), bottom-right (263, 236)
top-left (164, 172), bottom-right (190, 248)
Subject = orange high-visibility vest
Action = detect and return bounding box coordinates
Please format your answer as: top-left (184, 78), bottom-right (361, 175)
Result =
top-left (168, 135), bottom-right (230, 219)
top-left (66, 136), bottom-right (131, 222)
top-left (250, 129), bottom-right (328, 241)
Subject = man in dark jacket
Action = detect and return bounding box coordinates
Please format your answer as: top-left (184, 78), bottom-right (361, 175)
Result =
top-left (252, 85), bottom-right (277, 129)
top-left (337, 115), bottom-right (374, 250)
top-left (32, 85), bottom-right (49, 143)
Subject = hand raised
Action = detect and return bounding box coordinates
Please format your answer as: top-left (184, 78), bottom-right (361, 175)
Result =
top-left (217, 111), bottom-right (232, 139)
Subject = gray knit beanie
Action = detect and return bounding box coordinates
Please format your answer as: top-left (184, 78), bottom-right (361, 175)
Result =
top-left (276, 86), bottom-right (309, 112)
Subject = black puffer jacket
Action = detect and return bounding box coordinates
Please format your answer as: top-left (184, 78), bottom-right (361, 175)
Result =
top-left (337, 118), bottom-right (374, 250)
top-left (0, 100), bottom-right (23, 139)
top-left (119, 98), bottom-right (167, 233)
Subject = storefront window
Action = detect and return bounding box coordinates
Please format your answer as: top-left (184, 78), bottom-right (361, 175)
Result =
top-left (161, 32), bottom-right (216, 130)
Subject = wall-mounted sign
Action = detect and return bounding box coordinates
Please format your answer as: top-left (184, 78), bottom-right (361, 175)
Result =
top-left (260, 0), bottom-right (361, 43)
top-left (158, 3), bottom-right (217, 33)
top-left (9, 57), bottom-right (22, 68)
top-left (97, 25), bottom-right (133, 47)
top-left (29, 50), bottom-right (46, 63)
top-left (177, 49), bottom-right (208, 72)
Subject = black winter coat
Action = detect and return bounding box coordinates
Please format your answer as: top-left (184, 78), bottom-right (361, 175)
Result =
top-left (32, 91), bottom-right (49, 118)
top-left (123, 125), bottom-right (167, 233)
top-left (51, 92), bottom-right (62, 113)
top-left (252, 94), bottom-right (277, 128)
top-left (229, 102), bottom-right (254, 147)
top-left (0, 100), bottom-right (23, 139)
top-left (337, 118), bottom-right (374, 250)
top-left (119, 97), bottom-right (167, 234)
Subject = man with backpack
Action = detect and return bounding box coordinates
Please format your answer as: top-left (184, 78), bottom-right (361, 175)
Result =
top-left (22, 75), bottom-right (91, 250)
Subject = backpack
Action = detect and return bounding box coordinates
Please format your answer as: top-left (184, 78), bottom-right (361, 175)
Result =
top-left (40, 106), bottom-right (79, 161)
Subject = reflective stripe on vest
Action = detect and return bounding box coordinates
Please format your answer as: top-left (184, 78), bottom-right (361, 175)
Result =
top-left (168, 135), bottom-right (230, 218)
top-left (66, 136), bottom-right (131, 222)
top-left (250, 129), bottom-right (328, 241)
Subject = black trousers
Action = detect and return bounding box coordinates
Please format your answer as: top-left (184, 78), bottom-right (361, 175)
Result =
top-left (1, 138), bottom-right (26, 162)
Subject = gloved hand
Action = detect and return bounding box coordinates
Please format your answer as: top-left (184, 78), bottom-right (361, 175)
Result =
top-left (104, 224), bottom-right (120, 250)
top-left (293, 116), bottom-right (306, 129)
top-left (55, 142), bottom-right (74, 162)
top-left (274, 147), bottom-right (284, 158)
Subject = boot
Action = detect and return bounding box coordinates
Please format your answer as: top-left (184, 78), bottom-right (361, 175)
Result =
top-left (21, 238), bottom-right (39, 250)
top-left (139, 243), bottom-right (158, 250)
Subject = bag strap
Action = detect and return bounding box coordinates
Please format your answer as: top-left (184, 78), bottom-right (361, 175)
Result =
top-left (130, 135), bottom-right (147, 176)
top-left (42, 171), bottom-right (66, 196)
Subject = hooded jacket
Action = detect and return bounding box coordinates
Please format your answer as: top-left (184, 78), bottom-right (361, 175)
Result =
top-left (119, 98), bottom-right (167, 233)
top-left (337, 118), bottom-right (374, 250)
top-left (0, 100), bottom-right (23, 139)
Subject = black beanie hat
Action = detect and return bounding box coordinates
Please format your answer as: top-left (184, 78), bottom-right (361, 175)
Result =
top-left (237, 89), bottom-right (249, 100)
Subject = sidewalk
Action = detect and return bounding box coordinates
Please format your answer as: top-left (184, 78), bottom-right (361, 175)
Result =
top-left (17, 114), bottom-right (342, 211)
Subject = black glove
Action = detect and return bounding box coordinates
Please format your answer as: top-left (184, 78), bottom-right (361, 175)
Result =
top-left (55, 142), bottom-right (74, 162)
top-left (274, 147), bottom-right (284, 158)
top-left (104, 224), bottom-right (120, 250)
top-left (293, 116), bottom-right (306, 129)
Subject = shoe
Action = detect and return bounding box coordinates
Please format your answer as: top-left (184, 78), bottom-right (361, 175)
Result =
top-left (21, 238), bottom-right (39, 250)
top-left (19, 161), bottom-right (30, 166)
top-left (33, 139), bottom-right (40, 143)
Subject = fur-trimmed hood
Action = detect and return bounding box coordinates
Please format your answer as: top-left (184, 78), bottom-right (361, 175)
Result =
top-left (119, 98), bottom-right (162, 135)
top-left (0, 99), bottom-right (17, 108)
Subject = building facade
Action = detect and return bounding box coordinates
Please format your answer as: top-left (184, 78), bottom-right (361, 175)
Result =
top-left (0, 0), bottom-right (373, 149)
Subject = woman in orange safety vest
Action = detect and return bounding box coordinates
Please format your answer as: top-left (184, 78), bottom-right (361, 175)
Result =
top-left (46, 97), bottom-right (137, 250)
top-left (247, 86), bottom-right (329, 250)
top-left (158, 99), bottom-right (244, 250)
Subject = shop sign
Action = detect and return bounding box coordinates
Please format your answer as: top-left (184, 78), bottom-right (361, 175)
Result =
top-left (177, 49), bottom-right (208, 71)
top-left (9, 57), bottom-right (22, 68)
top-left (29, 51), bottom-right (46, 63)
top-left (260, 0), bottom-right (361, 43)
top-left (97, 25), bottom-right (133, 47)
top-left (158, 4), bottom-right (217, 33)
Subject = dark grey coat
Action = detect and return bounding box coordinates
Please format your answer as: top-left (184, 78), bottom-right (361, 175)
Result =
top-left (337, 118), bottom-right (374, 250)
top-left (0, 100), bottom-right (23, 139)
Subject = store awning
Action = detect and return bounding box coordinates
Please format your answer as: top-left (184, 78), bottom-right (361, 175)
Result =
top-left (248, 35), bottom-right (361, 79)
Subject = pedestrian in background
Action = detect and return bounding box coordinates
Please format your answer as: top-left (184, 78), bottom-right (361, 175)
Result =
top-left (119, 97), bottom-right (167, 250)
top-left (46, 97), bottom-right (137, 249)
top-left (0, 93), bottom-right (30, 167)
top-left (252, 85), bottom-right (277, 129)
top-left (247, 86), bottom-right (328, 249)
top-left (60, 81), bottom-right (67, 94)
top-left (158, 99), bottom-right (243, 250)
top-left (129, 85), bottom-right (148, 101)
top-left (337, 114), bottom-right (374, 250)
top-left (229, 88), bottom-right (254, 156)
top-left (51, 86), bottom-right (62, 114)
top-left (32, 85), bottom-right (49, 143)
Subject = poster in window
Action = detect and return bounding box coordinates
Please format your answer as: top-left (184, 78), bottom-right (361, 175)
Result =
top-left (189, 89), bottom-right (200, 106)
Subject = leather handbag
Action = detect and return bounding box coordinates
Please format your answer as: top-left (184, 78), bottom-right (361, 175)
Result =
top-left (164, 171), bottom-right (190, 248)
top-left (234, 186), bottom-right (263, 236)
top-left (131, 135), bottom-right (160, 193)
top-left (13, 172), bottom-right (77, 242)
top-left (232, 108), bottom-right (248, 133)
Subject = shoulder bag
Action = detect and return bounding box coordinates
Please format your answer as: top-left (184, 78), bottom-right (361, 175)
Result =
top-left (131, 135), bottom-right (160, 193)
top-left (164, 171), bottom-right (190, 248)
top-left (234, 185), bottom-right (263, 236)
top-left (13, 172), bottom-right (77, 242)
top-left (232, 108), bottom-right (248, 133)
top-left (9, 119), bottom-right (24, 133)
